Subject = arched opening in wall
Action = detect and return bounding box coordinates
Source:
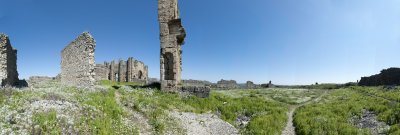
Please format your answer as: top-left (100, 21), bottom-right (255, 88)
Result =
top-left (163, 52), bottom-right (174, 80)
top-left (115, 73), bottom-right (119, 82)
top-left (138, 70), bottom-right (143, 79)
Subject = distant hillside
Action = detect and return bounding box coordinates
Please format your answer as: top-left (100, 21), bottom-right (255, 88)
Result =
top-left (359, 67), bottom-right (400, 86)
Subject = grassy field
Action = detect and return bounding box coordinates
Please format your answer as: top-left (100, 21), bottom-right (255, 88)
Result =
top-left (0, 80), bottom-right (327, 135)
top-left (0, 81), bottom-right (138, 135)
top-left (294, 86), bottom-right (400, 135)
top-left (119, 87), bottom-right (287, 134)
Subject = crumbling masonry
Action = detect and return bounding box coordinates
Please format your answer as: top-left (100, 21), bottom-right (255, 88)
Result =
top-left (217, 79), bottom-right (239, 89)
top-left (158, 0), bottom-right (186, 92)
top-left (0, 34), bottom-right (19, 86)
top-left (61, 32), bottom-right (96, 88)
top-left (94, 57), bottom-right (149, 83)
top-left (158, 0), bottom-right (210, 97)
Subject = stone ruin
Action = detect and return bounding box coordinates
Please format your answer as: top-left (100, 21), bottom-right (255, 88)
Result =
top-left (60, 32), bottom-right (96, 88)
top-left (246, 81), bottom-right (255, 89)
top-left (158, 0), bottom-right (186, 92)
top-left (158, 0), bottom-right (210, 97)
top-left (0, 33), bottom-right (19, 86)
top-left (217, 79), bottom-right (239, 89)
top-left (261, 81), bottom-right (275, 88)
top-left (182, 79), bottom-right (213, 87)
top-left (94, 57), bottom-right (149, 83)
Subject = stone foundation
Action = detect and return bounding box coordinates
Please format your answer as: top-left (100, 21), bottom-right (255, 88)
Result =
top-left (180, 86), bottom-right (210, 98)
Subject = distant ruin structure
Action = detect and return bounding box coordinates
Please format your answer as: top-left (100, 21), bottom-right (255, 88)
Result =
top-left (217, 79), bottom-right (239, 89)
top-left (359, 67), bottom-right (400, 86)
top-left (61, 32), bottom-right (96, 88)
top-left (0, 34), bottom-right (19, 86)
top-left (94, 57), bottom-right (149, 83)
top-left (182, 79), bottom-right (213, 87)
top-left (246, 81), bottom-right (255, 89)
top-left (158, 0), bottom-right (186, 92)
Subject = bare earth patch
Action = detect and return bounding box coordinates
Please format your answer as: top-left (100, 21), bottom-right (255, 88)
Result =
top-left (170, 111), bottom-right (239, 135)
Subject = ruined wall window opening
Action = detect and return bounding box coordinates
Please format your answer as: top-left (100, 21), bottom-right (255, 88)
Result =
top-left (138, 70), bottom-right (143, 79)
top-left (163, 52), bottom-right (174, 80)
top-left (168, 19), bottom-right (186, 45)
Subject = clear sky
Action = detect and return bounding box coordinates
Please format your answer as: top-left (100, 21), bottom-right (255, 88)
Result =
top-left (0, 0), bottom-right (399, 85)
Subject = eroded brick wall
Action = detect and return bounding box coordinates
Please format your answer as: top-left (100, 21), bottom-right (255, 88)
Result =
top-left (0, 34), bottom-right (19, 86)
top-left (61, 32), bottom-right (96, 88)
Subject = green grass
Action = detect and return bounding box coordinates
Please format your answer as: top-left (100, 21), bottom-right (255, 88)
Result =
top-left (32, 110), bottom-right (61, 134)
top-left (354, 86), bottom-right (400, 102)
top-left (216, 89), bottom-right (323, 105)
top-left (76, 88), bottom-right (138, 135)
top-left (0, 80), bottom-right (330, 135)
top-left (100, 80), bottom-right (141, 86)
top-left (294, 87), bottom-right (400, 135)
top-left (0, 90), bottom-right (4, 105)
top-left (118, 87), bottom-right (289, 134)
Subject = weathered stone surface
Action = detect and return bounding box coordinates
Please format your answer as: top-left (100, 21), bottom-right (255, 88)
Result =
top-left (94, 57), bottom-right (148, 83)
top-left (0, 33), bottom-right (19, 86)
top-left (217, 79), bottom-right (238, 89)
top-left (61, 32), bottom-right (96, 88)
top-left (159, 0), bottom-right (186, 92)
top-left (94, 64), bottom-right (108, 81)
top-left (180, 86), bottom-right (210, 98)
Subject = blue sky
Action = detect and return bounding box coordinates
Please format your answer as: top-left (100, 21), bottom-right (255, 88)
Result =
top-left (0, 0), bottom-right (399, 85)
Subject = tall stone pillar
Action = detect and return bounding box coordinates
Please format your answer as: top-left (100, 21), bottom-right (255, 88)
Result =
top-left (158, 0), bottom-right (186, 92)
top-left (118, 60), bottom-right (126, 82)
top-left (109, 60), bottom-right (115, 81)
top-left (127, 57), bottom-right (133, 82)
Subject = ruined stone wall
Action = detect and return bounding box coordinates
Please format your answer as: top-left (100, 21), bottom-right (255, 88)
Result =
top-left (94, 64), bottom-right (108, 81)
top-left (61, 32), bottom-right (96, 88)
top-left (246, 81), bottom-right (255, 89)
top-left (133, 60), bottom-right (148, 80)
top-left (180, 86), bottom-right (210, 98)
top-left (94, 57), bottom-right (148, 83)
top-left (158, 0), bottom-right (186, 92)
top-left (0, 34), bottom-right (19, 86)
top-left (217, 79), bottom-right (239, 89)
top-left (118, 60), bottom-right (127, 82)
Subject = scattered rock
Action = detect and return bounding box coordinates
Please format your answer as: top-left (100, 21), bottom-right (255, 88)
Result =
top-left (236, 115), bottom-right (250, 129)
top-left (350, 109), bottom-right (390, 135)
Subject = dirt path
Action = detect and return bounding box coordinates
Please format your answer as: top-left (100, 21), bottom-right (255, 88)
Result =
top-left (115, 91), bottom-right (153, 135)
top-left (170, 111), bottom-right (240, 135)
top-left (281, 91), bottom-right (327, 135)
